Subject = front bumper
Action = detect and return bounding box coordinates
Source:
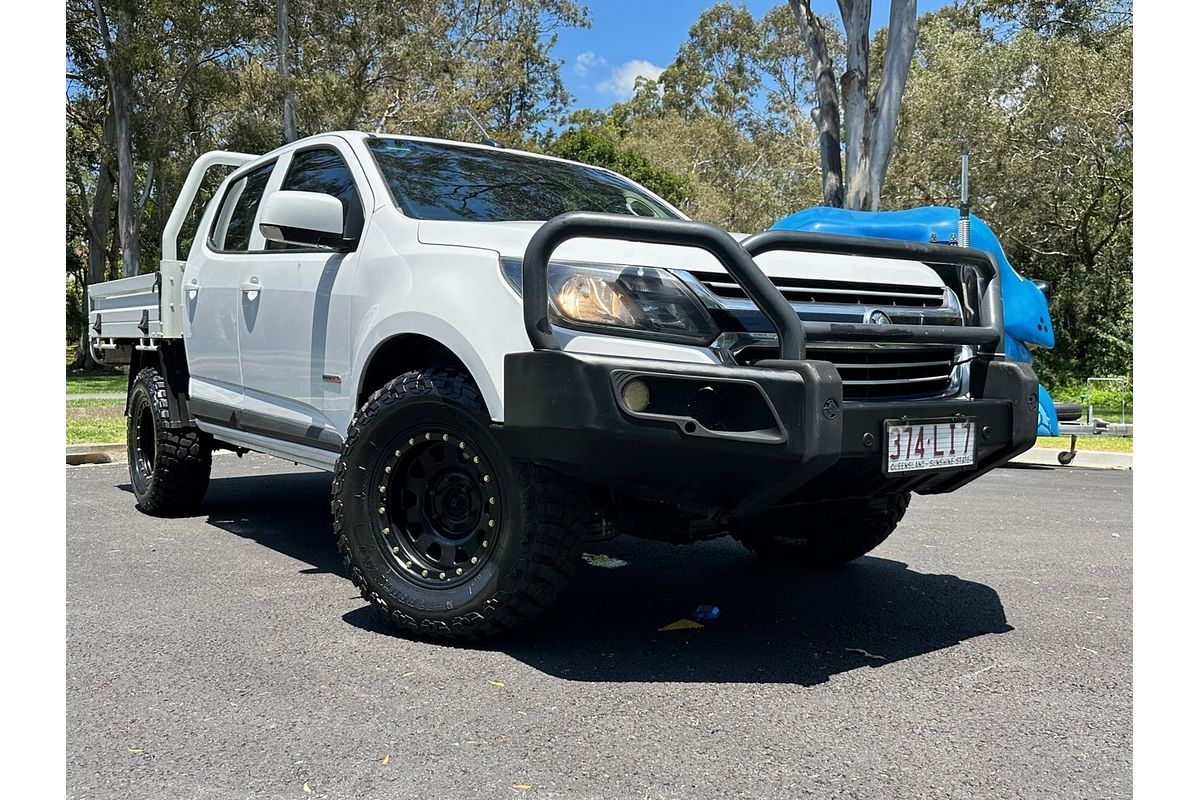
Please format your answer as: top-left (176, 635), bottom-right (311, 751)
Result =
top-left (499, 349), bottom-right (1039, 517)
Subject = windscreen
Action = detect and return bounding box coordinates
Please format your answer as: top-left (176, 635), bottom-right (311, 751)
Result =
top-left (367, 137), bottom-right (679, 223)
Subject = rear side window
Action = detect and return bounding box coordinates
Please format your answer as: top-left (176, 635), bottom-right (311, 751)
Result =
top-left (211, 163), bottom-right (274, 251)
top-left (280, 148), bottom-right (363, 239)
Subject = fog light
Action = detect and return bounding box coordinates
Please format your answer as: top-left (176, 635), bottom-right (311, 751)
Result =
top-left (621, 379), bottom-right (650, 413)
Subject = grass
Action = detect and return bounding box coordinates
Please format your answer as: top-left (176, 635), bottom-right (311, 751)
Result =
top-left (1037, 435), bottom-right (1133, 453)
top-left (66, 415), bottom-right (126, 445)
top-left (66, 371), bottom-right (126, 395)
top-left (66, 392), bottom-right (125, 445)
top-left (67, 397), bottom-right (126, 409)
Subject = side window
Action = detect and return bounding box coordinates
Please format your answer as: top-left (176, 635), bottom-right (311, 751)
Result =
top-left (279, 147), bottom-right (364, 244)
top-left (211, 163), bottom-right (274, 251)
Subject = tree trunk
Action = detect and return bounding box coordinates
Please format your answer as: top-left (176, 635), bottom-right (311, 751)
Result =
top-left (95, 1), bottom-right (141, 277)
top-left (790, 0), bottom-right (918, 211)
top-left (865, 0), bottom-right (917, 210)
top-left (788, 0), bottom-right (844, 206)
top-left (277, 0), bottom-right (297, 142)
top-left (839, 0), bottom-right (873, 209)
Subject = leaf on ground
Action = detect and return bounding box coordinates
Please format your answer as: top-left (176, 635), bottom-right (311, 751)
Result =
top-left (845, 647), bottom-right (886, 661)
top-left (488, 679), bottom-right (506, 688)
top-left (581, 553), bottom-right (628, 568)
top-left (303, 782), bottom-right (312, 793)
top-left (127, 747), bottom-right (143, 754)
top-left (512, 784), bottom-right (533, 792)
top-left (380, 754), bottom-right (390, 765)
top-left (658, 618), bottom-right (704, 631)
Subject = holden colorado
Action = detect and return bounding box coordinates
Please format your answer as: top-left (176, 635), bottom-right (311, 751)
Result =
top-left (88, 131), bottom-right (1038, 640)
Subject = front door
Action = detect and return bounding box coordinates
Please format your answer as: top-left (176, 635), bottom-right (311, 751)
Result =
top-left (235, 141), bottom-right (369, 451)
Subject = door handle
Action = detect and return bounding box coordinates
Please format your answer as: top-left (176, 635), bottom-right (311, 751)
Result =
top-left (240, 277), bottom-right (261, 299)
top-left (185, 279), bottom-right (200, 297)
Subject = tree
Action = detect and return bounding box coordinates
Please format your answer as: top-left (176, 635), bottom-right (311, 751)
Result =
top-left (884, 5), bottom-right (1132, 383)
top-left (787, 0), bottom-right (917, 209)
top-left (547, 128), bottom-right (693, 208)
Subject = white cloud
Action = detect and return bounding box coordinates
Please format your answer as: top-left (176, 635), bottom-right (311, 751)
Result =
top-left (573, 51), bottom-right (607, 77)
top-left (595, 59), bottom-right (665, 100)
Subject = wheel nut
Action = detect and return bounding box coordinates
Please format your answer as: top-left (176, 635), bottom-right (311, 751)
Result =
top-left (382, 527), bottom-right (390, 535)
top-left (459, 442), bottom-right (466, 449)
top-left (471, 557), bottom-right (478, 564)
top-left (378, 507), bottom-right (385, 515)
top-left (482, 540), bottom-right (489, 548)
top-left (394, 449), bottom-right (402, 457)
top-left (488, 520), bottom-right (495, 528)
top-left (408, 438), bottom-right (415, 445)
top-left (473, 456), bottom-right (480, 464)
top-left (455, 568), bottom-right (463, 575)
top-left (488, 497), bottom-right (495, 505)
top-left (425, 433), bottom-right (432, 440)
top-left (391, 546), bottom-right (400, 554)
top-left (379, 485), bottom-right (386, 494)
top-left (442, 434), bottom-right (449, 441)
top-left (439, 572), bottom-right (446, 579)
top-left (421, 570), bottom-right (428, 577)
top-left (385, 466), bottom-right (391, 474)
top-left (483, 475), bottom-right (491, 483)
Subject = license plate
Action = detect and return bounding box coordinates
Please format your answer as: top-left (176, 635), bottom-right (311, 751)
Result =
top-left (883, 418), bottom-right (976, 474)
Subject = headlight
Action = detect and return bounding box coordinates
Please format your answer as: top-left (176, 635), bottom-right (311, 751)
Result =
top-left (501, 258), bottom-right (718, 345)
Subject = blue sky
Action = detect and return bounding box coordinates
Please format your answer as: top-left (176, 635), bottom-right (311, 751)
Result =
top-left (555, 0), bottom-right (952, 112)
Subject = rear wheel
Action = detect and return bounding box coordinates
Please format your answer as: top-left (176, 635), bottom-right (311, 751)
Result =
top-left (733, 492), bottom-right (910, 567)
top-left (126, 367), bottom-right (212, 516)
top-left (332, 367), bottom-right (585, 641)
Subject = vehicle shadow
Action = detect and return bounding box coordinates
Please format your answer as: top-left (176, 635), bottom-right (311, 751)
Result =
top-left (142, 469), bottom-right (1013, 686)
top-left (489, 540), bottom-right (1010, 686)
top-left (185, 469), bottom-right (347, 577)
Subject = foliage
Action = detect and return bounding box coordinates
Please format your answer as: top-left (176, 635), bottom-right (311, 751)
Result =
top-left (546, 129), bottom-right (694, 208)
top-left (884, 5), bottom-right (1131, 383)
top-left (1045, 380), bottom-right (1132, 411)
top-left (65, 0), bottom-right (591, 277)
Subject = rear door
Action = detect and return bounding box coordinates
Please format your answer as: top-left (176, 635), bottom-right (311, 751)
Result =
top-left (183, 160), bottom-right (277, 422)
top-left (235, 140), bottom-right (369, 450)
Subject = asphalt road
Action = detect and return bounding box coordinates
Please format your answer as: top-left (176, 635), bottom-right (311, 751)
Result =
top-left (66, 455), bottom-right (1131, 800)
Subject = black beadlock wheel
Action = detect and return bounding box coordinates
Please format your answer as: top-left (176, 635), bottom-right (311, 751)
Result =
top-left (732, 492), bottom-right (911, 567)
top-left (126, 367), bottom-right (212, 516)
top-left (332, 366), bottom-right (585, 641)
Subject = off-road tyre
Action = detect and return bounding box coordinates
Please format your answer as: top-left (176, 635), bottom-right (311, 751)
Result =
top-left (332, 366), bottom-right (585, 641)
top-left (732, 492), bottom-right (911, 567)
top-left (126, 367), bottom-right (212, 516)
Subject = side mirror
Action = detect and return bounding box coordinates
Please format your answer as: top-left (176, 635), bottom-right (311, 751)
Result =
top-left (259, 190), bottom-right (351, 250)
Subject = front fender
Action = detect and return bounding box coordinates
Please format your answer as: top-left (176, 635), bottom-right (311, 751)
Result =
top-left (352, 312), bottom-right (504, 422)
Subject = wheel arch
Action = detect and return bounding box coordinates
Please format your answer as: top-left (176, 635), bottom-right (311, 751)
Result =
top-left (354, 329), bottom-right (499, 420)
top-left (125, 341), bottom-right (193, 427)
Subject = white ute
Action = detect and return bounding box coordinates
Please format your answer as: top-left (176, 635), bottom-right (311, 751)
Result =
top-left (89, 131), bottom-right (1037, 640)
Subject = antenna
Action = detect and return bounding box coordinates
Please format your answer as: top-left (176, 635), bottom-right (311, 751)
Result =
top-left (958, 148), bottom-right (970, 248)
top-left (463, 108), bottom-right (502, 148)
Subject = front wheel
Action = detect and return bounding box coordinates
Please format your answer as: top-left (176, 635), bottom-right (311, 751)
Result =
top-left (732, 492), bottom-right (911, 567)
top-left (126, 367), bottom-right (212, 516)
top-left (332, 367), bottom-right (585, 641)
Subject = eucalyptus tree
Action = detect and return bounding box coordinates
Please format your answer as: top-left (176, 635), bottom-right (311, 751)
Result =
top-left (785, 0), bottom-right (918, 210)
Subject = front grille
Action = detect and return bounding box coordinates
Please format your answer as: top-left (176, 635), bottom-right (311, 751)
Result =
top-left (689, 270), bottom-right (946, 308)
top-left (733, 344), bottom-right (959, 400)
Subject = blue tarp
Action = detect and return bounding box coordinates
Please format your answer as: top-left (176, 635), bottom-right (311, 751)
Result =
top-left (771, 206), bottom-right (1059, 434)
